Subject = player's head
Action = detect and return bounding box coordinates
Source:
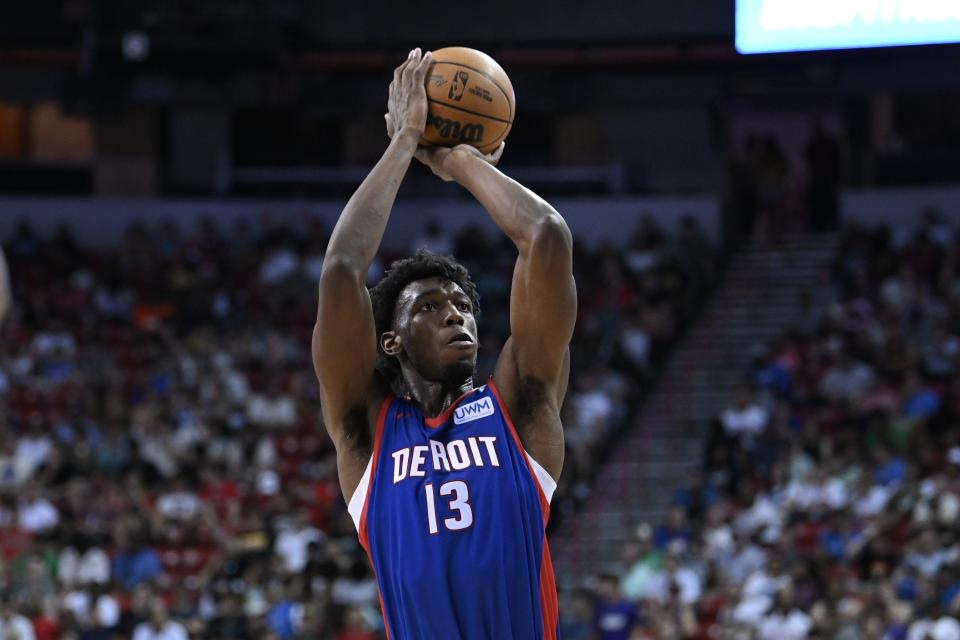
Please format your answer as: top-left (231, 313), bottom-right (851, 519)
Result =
top-left (370, 249), bottom-right (481, 393)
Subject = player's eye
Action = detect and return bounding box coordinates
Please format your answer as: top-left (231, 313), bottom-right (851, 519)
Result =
top-left (457, 302), bottom-right (472, 313)
top-left (422, 302), bottom-right (437, 312)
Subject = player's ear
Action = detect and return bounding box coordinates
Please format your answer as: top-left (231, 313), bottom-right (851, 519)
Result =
top-left (381, 331), bottom-right (402, 357)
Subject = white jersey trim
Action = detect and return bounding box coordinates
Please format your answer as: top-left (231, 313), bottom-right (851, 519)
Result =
top-left (347, 455), bottom-right (374, 531)
top-left (525, 453), bottom-right (557, 504)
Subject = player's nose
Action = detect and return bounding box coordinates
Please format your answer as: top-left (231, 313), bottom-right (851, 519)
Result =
top-left (443, 303), bottom-right (465, 326)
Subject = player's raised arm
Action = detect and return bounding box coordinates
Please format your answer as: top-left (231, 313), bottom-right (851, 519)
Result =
top-left (0, 245), bottom-right (10, 323)
top-left (312, 48), bottom-right (432, 457)
top-left (415, 144), bottom-right (576, 476)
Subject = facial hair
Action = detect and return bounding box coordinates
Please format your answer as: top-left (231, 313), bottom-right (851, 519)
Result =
top-left (440, 359), bottom-right (476, 389)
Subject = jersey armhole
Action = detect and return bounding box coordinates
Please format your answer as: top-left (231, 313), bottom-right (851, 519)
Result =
top-left (487, 379), bottom-right (557, 506)
top-left (350, 394), bottom-right (394, 538)
top-left (525, 452), bottom-right (558, 504)
top-left (347, 456), bottom-right (374, 531)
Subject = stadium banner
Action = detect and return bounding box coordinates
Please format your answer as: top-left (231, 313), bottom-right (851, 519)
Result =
top-left (736, 0), bottom-right (960, 54)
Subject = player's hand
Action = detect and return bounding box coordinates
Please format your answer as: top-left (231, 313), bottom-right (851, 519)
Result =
top-left (414, 143), bottom-right (504, 182)
top-left (385, 48), bottom-right (432, 140)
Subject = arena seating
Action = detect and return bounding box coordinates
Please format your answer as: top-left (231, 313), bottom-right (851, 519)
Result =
top-left (0, 213), bottom-right (716, 639)
top-left (567, 220), bottom-right (960, 639)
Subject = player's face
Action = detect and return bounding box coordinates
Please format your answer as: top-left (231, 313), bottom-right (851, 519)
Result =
top-left (392, 277), bottom-right (478, 385)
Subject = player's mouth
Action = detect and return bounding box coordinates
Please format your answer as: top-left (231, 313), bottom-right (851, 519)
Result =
top-left (446, 332), bottom-right (475, 349)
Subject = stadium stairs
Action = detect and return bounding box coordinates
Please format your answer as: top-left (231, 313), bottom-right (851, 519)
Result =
top-left (552, 233), bottom-right (839, 584)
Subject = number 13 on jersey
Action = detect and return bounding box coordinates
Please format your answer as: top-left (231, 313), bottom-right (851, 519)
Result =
top-left (424, 481), bottom-right (473, 534)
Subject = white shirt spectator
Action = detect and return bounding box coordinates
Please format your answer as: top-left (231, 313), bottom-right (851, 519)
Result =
top-left (734, 493), bottom-right (781, 536)
top-left (18, 496), bottom-right (59, 533)
top-left (247, 392), bottom-right (297, 429)
top-left (259, 248), bottom-right (299, 284)
top-left (703, 523), bottom-right (735, 559)
top-left (32, 330), bottom-right (76, 355)
top-left (254, 437), bottom-right (278, 469)
top-left (15, 434), bottom-right (53, 481)
top-left (136, 434), bottom-right (177, 478)
top-left (275, 525), bottom-right (323, 573)
top-left (820, 360), bottom-right (874, 402)
top-left (156, 491), bottom-right (203, 520)
top-left (63, 589), bottom-right (93, 624)
top-left (757, 609), bottom-right (812, 640)
top-left (0, 612), bottom-right (36, 640)
top-left (332, 576), bottom-right (379, 606)
top-left (573, 390), bottom-right (615, 428)
top-left (931, 617), bottom-right (960, 640)
top-left (730, 595), bottom-right (772, 627)
top-left (620, 326), bottom-right (651, 368)
top-left (721, 404), bottom-right (769, 437)
top-left (909, 618), bottom-right (936, 640)
top-left (784, 476), bottom-right (848, 512)
top-left (742, 569), bottom-right (789, 600)
top-left (907, 547), bottom-right (950, 578)
top-left (719, 542), bottom-right (766, 584)
top-left (645, 566), bottom-right (702, 604)
top-left (58, 547), bottom-right (111, 586)
top-left (132, 620), bottom-right (189, 640)
top-left (94, 594), bottom-right (120, 628)
top-left (853, 483), bottom-right (893, 518)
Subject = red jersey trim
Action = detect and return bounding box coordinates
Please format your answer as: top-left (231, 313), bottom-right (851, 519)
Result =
top-left (487, 378), bottom-right (559, 640)
top-left (358, 393), bottom-right (394, 551)
top-left (423, 387), bottom-right (478, 428)
top-left (357, 393), bottom-right (395, 640)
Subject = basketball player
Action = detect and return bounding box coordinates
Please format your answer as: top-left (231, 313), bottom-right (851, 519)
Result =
top-left (312, 48), bottom-right (576, 639)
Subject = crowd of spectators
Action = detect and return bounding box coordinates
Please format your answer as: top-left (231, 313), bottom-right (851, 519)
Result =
top-left (0, 211), bottom-right (716, 639)
top-left (570, 215), bottom-right (960, 639)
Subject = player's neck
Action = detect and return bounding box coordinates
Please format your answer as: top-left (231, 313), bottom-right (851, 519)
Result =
top-left (400, 373), bottom-right (474, 418)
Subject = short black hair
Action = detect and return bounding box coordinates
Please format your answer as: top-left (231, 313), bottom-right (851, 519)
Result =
top-left (369, 249), bottom-right (481, 389)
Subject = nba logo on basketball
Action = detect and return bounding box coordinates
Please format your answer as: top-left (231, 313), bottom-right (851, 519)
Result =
top-left (453, 397), bottom-right (495, 424)
top-left (449, 71), bottom-right (469, 101)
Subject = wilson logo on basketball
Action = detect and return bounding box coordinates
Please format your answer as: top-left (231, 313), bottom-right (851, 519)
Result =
top-left (448, 70), bottom-right (469, 101)
top-left (426, 114), bottom-right (484, 144)
top-left (453, 398), bottom-right (495, 424)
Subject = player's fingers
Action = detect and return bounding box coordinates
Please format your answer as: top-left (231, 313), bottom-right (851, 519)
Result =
top-left (414, 51), bottom-right (433, 81)
top-left (393, 51), bottom-right (413, 87)
top-left (385, 113), bottom-right (394, 137)
top-left (401, 48), bottom-right (420, 85)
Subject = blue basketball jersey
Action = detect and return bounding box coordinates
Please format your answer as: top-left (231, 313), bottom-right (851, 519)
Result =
top-left (347, 380), bottom-right (559, 639)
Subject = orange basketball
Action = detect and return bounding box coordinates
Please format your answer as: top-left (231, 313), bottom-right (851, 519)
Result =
top-left (420, 47), bottom-right (515, 154)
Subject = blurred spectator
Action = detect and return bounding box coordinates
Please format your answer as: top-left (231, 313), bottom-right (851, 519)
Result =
top-left (0, 592), bottom-right (35, 640)
top-left (592, 574), bottom-right (638, 640)
top-left (111, 528), bottom-right (163, 589)
top-left (720, 384), bottom-right (769, 440)
top-left (132, 597), bottom-right (188, 640)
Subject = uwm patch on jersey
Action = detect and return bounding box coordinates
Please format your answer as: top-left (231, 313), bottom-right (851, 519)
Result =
top-left (347, 381), bottom-right (559, 640)
top-left (453, 396), bottom-right (495, 424)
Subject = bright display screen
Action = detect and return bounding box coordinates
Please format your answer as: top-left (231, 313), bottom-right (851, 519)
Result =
top-left (736, 0), bottom-right (960, 53)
